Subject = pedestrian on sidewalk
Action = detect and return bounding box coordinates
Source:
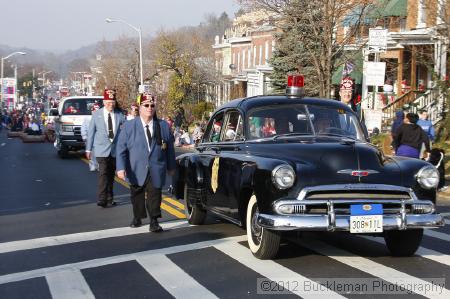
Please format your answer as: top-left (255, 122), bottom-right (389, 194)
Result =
top-left (81, 103), bottom-right (100, 171)
top-left (116, 93), bottom-right (176, 232)
top-left (86, 89), bottom-right (126, 207)
top-left (417, 110), bottom-right (435, 157)
top-left (393, 112), bottom-right (430, 159)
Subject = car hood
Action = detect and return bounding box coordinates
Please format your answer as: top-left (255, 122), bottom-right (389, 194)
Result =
top-left (249, 138), bottom-right (402, 188)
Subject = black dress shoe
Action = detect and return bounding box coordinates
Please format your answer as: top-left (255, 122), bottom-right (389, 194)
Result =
top-left (149, 218), bottom-right (163, 232)
top-left (107, 198), bottom-right (117, 206)
top-left (97, 201), bottom-right (107, 208)
top-left (130, 218), bottom-right (142, 228)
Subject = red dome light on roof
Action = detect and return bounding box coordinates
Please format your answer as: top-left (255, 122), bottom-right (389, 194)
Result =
top-left (286, 74), bottom-right (305, 98)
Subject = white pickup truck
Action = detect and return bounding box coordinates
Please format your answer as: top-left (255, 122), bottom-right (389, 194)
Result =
top-left (53, 96), bottom-right (103, 158)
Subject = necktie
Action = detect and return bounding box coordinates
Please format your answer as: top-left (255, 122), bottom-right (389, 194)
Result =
top-left (145, 124), bottom-right (152, 149)
top-left (108, 113), bottom-right (114, 139)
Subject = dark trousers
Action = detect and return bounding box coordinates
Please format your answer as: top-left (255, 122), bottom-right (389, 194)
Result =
top-left (130, 173), bottom-right (162, 220)
top-left (96, 156), bottom-right (116, 203)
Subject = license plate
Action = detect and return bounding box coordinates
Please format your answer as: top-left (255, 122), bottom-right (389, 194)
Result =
top-left (350, 204), bottom-right (383, 233)
top-left (350, 215), bottom-right (383, 233)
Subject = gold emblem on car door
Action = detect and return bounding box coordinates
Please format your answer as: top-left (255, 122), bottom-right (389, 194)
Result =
top-left (211, 157), bottom-right (220, 193)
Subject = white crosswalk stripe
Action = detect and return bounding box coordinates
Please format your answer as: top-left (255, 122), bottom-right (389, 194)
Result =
top-left (1, 224), bottom-right (449, 298)
top-left (0, 235), bottom-right (247, 285)
top-left (137, 254), bottom-right (218, 299)
top-left (294, 237), bottom-right (450, 299)
top-left (359, 235), bottom-right (450, 267)
top-left (215, 241), bottom-right (347, 298)
top-left (0, 219), bottom-right (189, 254)
top-left (46, 269), bottom-right (94, 299)
top-left (425, 229), bottom-right (450, 242)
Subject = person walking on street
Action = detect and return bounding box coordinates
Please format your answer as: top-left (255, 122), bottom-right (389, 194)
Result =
top-left (82, 103), bottom-right (100, 171)
top-left (116, 93), bottom-right (176, 232)
top-left (394, 112), bottom-right (430, 159)
top-left (417, 110), bottom-right (435, 142)
top-left (390, 110), bottom-right (404, 150)
top-left (86, 89), bottom-right (126, 207)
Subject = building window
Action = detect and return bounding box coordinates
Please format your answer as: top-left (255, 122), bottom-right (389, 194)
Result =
top-left (383, 17), bottom-right (389, 29)
top-left (248, 47), bottom-right (251, 68)
top-left (265, 41), bottom-right (269, 64)
top-left (237, 52), bottom-right (240, 72)
top-left (259, 45), bottom-right (263, 65)
top-left (253, 46), bottom-right (256, 67)
top-left (400, 18), bottom-right (406, 31)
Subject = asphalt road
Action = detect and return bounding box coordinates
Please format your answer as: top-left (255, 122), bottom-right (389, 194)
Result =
top-left (1, 130), bottom-right (450, 299)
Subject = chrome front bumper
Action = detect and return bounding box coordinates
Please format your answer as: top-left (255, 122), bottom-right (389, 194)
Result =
top-left (257, 183), bottom-right (445, 231)
top-left (257, 213), bottom-right (445, 231)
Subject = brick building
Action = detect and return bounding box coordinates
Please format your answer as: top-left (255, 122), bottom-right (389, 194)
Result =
top-left (336, 0), bottom-right (449, 102)
top-left (212, 11), bottom-right (277, 107)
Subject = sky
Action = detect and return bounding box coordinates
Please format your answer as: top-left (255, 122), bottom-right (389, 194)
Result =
top-left (1, 0), bottom-right (239, 52)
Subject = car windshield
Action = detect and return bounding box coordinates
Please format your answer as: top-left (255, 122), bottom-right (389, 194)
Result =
top-left (247, 104), bottom-right (365, 141)
top-left (62, 98), bottom-right (102, 115)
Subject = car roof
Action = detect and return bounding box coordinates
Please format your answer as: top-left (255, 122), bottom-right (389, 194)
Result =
top-left (216, 95), bottom-right (353, 114)
top-left (60, 96), bottom-right (103, 102)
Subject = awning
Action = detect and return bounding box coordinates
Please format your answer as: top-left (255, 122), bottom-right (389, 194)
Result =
top-left (332, 53), bottom-right (363, 85)
top-left (381, 0), bottom-right (407, 17)
top-left (342, 6), bottom-right (375, 26)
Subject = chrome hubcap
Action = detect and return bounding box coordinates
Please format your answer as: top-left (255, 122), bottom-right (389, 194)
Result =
top-left (251, 206), bottom-right (262, 244)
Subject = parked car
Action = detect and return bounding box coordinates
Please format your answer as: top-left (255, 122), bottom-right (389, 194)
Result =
top-left (54, 96), bottom-right (103, 158)
top-left (174, 76), bottom-right (444, 259)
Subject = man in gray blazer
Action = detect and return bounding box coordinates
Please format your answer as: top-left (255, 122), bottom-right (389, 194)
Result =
top-left (116, 93), bottom-right (176, 232)
top-left (86, 89), bottom-right (126, 207)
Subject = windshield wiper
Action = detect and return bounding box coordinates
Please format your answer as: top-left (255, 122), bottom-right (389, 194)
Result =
top-left (273, 133), bottom-right (313, 140)
top-left (316, 133), bottom-right (357, 140)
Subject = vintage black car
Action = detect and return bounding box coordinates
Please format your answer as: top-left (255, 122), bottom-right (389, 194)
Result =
top-left (174, 85), bottom-right (444, 260)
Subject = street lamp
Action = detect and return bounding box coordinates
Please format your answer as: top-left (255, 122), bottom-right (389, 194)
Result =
top-left (105, 18), bottom-right (144, 89)
top-left (1, 51), bottom-right (26, 109)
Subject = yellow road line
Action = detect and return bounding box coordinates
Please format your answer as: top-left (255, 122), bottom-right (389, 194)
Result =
top-left (163, 196), bottom-right (185, 210)
top-left (80, 157), bottom-right (185, 218)
top-left (161, 202), bottom-right (186, 219)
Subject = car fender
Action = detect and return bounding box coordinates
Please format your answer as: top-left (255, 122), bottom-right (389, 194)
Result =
top-left (175, 153), bottom-right (204, 200)
top-left (240, 156), bottom-right (293, 214)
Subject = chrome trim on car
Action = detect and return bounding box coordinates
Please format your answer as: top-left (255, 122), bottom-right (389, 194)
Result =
top-left (262, 183), bottom-right (444, 231)
top-left (297, 184), bottom-right (418, 201)
top-left (256, 213), bottom-right (444, 231)
top-left (337, 169), bottom-right (379, 176)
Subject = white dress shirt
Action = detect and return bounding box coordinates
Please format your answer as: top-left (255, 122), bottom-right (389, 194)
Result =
top-left (140, 117), bottom-right (154, 152)
top-left (103, 108), bottom-right (116, 141)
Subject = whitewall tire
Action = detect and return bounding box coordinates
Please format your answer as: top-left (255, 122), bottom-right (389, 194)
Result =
top-left (246, 195), bottom-right (280, 259)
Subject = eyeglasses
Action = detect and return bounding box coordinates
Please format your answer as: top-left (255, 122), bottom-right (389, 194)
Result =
top-left (142, 103), bottom-right (155, 108)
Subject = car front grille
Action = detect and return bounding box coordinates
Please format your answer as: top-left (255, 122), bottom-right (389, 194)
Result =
top-left (73, 126), bottom-right (81, 136)
top-left (291, 184), bottom-right (417, 216)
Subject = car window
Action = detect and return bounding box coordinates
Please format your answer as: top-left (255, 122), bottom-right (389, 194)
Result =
top-left (204, 112), bottom-right (224, 143)
top-left (62, 98), bottom-right (102, 115)
top-left (248, 105), bottom-right (311, 139)
top-left (222, 111), bottom-right (243, 142)
top-left (308, 105), bottom-right (364, 140)
top-left (247, 104), bottom-right (365, 140)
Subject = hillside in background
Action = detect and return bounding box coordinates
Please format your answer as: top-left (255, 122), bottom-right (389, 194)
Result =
top-left (0, 43), bottom-right (100, 78)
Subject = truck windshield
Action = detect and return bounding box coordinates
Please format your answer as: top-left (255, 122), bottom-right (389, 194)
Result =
top-left (62, 98), bottom-right (102, 115)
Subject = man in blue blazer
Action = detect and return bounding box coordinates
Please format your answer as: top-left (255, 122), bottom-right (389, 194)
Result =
top-left (86, 89), bottom-right (126, 207)
top-left (116, 93), bottom-right (176, 232)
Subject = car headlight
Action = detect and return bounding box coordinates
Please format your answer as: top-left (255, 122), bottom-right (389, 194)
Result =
top-left (416, 165), bottom-right (439, 189)
top-left (272, 164), bottom-right (295, 189)
top-left (62, 125), bottom-right (73, 132)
